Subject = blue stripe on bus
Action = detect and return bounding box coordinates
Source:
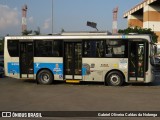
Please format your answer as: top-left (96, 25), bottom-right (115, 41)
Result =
top-left (8, 62), bottom-right (20, 74)
top-left (7, 62), bottom-right (63, 75)
top-left (34, 63), bottom-right (63, 75)
top-left (8, 62), bottom-right (86, 77)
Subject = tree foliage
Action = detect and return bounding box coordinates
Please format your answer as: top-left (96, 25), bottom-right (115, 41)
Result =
top-left (22, 27), bottom-right (40, 35)
top-left (61, 28), bottom-right (65, 33)
top-left (34, 27), bottom-right (40, 35)
top-left (33, 30), bottom-right (40, 35)
top-left (22, 30), bottom-right (32, 35)
top-left (118, 27), bottom-right (158, 43)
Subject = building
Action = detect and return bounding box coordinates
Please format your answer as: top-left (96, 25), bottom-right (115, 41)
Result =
top-left (124, 0), bottom-right (160, 42)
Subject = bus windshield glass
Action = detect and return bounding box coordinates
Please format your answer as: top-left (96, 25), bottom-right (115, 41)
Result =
top-left (150, 43), bottom-right (160, 66)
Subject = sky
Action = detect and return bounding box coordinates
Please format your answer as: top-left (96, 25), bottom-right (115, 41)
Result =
top-left (0, 0), bottom-right (143, 36)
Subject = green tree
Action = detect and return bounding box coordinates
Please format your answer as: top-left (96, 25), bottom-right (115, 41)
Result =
top-left (22, 27), bottom-right (41, 35)
top-left (34, 30), bottom-right (40, 35)
top-left (22, 30), bottom-right (32, 35)
top-left (34, 27), bottom-right (40, 35)
top-left (61, 28), bottom-right (65, 33)
top-left (118, 27), bottom-right (158, 43)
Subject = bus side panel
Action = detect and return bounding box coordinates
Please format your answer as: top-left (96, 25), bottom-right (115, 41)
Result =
top-left (4, 38), bottom-right (20, 79)
top-left (6, 59), bottom-right (20, 79)
top-left (82, 58), bottom-right (128, 82)
top-left (34, 57), bottom-right (64, 80)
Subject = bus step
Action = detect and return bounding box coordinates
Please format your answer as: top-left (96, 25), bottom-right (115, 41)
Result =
top-left (66, 80), bottom-right (80, 83)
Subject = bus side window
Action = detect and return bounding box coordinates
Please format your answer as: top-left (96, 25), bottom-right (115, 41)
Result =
top-left (52, 40), bottom-right (63, 57)
top-left (96, 41), bottom-right (105, 57)
top-left (83, 41), bottom-right (92, 57)
top-left (105, 40), bottom-right (113, 57)
top-left (35, 40), bottom-right (49, 57)
top-left (105, 39), bottom-right (128, 58)
top-left (7, 40), bottom-right (19, 57)
top-left (83, 40), bottom-right (104, 57)
top-left (34, 40), bottom-right (62, 57)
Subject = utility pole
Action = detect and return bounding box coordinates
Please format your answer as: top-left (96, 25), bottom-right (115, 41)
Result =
top-left (52, 0), bottom-right (53, 33)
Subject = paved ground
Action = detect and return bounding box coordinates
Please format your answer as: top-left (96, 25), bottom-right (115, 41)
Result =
top-left (0, 76), bottom-right (160, 120)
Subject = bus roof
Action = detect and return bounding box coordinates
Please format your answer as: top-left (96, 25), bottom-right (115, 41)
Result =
top-left (5, 33), bottom-right (151, 42)
top-left (61, 31), bottom-right (111, 36)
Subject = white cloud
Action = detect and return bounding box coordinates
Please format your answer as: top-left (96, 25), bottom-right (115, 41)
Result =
top-left (0, 4), bottom-right (20, 31)
top-left (43, 18), bottom-right (51, 30)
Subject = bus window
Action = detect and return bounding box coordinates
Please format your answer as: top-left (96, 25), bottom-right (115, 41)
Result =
top-left (34, 40), bottom-right (62, 57)
top-left (52, 40), bottom-right (63, 57)
top-left (7, 40), bottom-right (19, 57)
top-left (105, 39), bottom-right (128, 58)
top-left (83, 40), bottom-right (104, 57)
top-left (35, 40), bottom-right (52, 57)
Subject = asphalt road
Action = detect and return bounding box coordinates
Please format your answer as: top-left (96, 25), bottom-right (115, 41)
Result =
top-left (0, 76), bottom-right (160, 120)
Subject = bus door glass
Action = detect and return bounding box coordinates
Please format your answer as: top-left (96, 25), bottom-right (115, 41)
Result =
top-left (128, 41), bottom-right (146, 81)
top-left (64, 42), bottom-right (82, 80)
top-left (20, 42), bottom-right (34, 78)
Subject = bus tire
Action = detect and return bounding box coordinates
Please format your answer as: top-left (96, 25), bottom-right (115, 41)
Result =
top-left (105, 71), bottom-right (124, 86)
top-left (37, 70), bottom-right (53, 85)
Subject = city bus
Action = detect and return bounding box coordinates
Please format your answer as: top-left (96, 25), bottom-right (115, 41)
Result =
top-left (4, 32), bottom-right (157, 86)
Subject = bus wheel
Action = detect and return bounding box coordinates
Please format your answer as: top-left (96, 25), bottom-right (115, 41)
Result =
top-left (106, 71), bottom-right (124, 86)
top-left (37, 70), bottom-right (53, 85)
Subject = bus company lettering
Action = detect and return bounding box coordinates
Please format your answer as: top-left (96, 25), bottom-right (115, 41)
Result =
top-left (100, 64), bottom-right (109, 67)
top-left (11, 63), bottom-right (19, 66)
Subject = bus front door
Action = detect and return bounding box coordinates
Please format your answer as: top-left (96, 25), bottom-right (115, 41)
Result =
top-left (128, 41), bottom-right (146, 82)
top-left (20, 42), bottom-right (34, 78)
top-left (64, 42), bottom-right (82, 82)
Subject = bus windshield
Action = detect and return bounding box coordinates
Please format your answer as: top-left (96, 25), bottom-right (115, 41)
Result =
top-left (150, 43), bottom-right (160, 66)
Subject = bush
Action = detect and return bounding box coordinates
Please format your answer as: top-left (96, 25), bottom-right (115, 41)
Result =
top-left (118, 27), bottom-right (158, 43)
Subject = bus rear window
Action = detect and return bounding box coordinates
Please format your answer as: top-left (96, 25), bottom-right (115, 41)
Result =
top-left (7, 40), bottom-right (19, 57)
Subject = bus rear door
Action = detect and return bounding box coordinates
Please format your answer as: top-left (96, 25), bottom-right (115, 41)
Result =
top-left (20, 42), bottom-right (34, 79)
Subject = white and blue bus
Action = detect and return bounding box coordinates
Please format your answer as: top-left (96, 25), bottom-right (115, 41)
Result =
top-left (4, 32), bottom-right (157, 86)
